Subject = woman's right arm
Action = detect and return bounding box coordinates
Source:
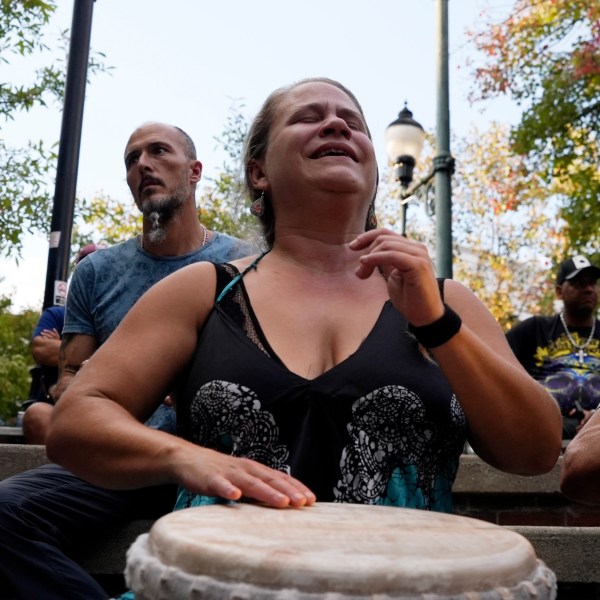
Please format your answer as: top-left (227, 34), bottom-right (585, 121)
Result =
top-left (46, 262), bottom-right (314, 508)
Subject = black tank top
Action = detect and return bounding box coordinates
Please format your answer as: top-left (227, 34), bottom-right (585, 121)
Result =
top-left (176, 261), bottom-right (466, 512)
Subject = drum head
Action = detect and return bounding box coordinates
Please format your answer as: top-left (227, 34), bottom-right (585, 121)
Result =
top-left (126, 502), bottom-right (556, 599)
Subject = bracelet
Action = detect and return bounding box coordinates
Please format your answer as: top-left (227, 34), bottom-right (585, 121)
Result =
top-left (408, 303), bottom-right (462, 349)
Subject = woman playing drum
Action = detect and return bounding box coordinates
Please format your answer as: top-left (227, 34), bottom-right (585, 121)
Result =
top-left (47, 78), bottom-right (561, 512)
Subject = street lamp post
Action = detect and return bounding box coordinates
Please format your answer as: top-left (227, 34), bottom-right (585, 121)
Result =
top-left (384, 0), bottom-right (454, 279)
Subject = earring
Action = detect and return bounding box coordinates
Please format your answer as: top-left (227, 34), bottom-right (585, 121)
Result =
top-left (366, 202), bottom-right (378, 230)
top-left (250, 191), bottom-right (265, 217)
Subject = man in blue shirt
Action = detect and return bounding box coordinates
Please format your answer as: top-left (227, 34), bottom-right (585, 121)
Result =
top-left (0, 123), bottom-right (253, 599)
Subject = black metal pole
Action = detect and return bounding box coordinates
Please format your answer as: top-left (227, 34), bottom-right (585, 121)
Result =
top-left (42, 0), bottom-right (95, 310)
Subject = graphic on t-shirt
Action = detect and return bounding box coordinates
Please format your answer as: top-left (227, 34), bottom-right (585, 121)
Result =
top-left (533, 335), bottom-right (600, 414)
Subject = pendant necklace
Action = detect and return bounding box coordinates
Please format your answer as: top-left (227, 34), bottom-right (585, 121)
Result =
top-left (559, 311), bottom-right (596, 364)
top-left (199, 224), bottom-right (209, 247)
top-left (138, 225), bottom-right (209, 251)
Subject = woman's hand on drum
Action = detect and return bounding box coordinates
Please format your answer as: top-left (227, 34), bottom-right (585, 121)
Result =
top-left (350, 229), bottom-right (444, 326)
top-left (174, 446), bottom-right (316, 509)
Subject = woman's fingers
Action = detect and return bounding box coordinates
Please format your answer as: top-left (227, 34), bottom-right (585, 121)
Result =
top-left (222, 459), bottom-right (316, 507)
top-left (262, 471), bottom-right (316, 507)
top-left (350, 229), bottom-right (444, 324)
top-left (351, 230), bottom-right (432, 276)
top-left (180, 451), bottom-right (316, 508)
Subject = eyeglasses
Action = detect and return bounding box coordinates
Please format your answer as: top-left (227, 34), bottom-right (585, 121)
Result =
top-left (566, 277), bottom-right (600, 289)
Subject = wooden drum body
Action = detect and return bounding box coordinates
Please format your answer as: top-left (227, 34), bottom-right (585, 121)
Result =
top-left (125, 503), bottom-right (556, 599)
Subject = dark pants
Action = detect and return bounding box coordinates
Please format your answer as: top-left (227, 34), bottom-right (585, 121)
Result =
top-left (0, 464), bottom-right (175, 600)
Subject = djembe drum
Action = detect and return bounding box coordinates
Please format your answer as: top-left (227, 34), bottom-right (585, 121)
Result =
top-left (125, 502), bottom-right (556, 599)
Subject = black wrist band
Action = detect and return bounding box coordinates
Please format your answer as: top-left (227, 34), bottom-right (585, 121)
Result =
top-left (408, 303), bottom-right (462, 348)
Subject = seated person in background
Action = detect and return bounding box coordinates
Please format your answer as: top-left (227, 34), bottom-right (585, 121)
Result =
top-left (48, 77), bottom-right (561, 516)
top-left (22, 243), bottom-right (99, 444)
top-left (506, 255), bottom-right (600, 439)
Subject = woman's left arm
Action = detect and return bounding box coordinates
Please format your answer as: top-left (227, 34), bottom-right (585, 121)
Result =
top-left (352, 229), bottom-right (562, 476)
top-left (434, 279), bottom-right (562, 474)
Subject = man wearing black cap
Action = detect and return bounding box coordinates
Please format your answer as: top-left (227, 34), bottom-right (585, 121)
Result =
top-left (506, 255), bottom-right (600, 439)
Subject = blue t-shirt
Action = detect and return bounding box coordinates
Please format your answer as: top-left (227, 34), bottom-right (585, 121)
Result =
top-left (64, 233), bottom-right (254, 343)
top-left (63, 233), bottom-right (254, 430)
top-left (33, 306), bottom-right (65, 339)
top-left (30, 306), bottom-right (66, 402)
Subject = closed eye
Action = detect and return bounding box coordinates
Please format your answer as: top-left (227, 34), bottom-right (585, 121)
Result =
top-left (290, 109), bottom-right (322, 125)
top-left (346, 120), bottom-right (363, 131)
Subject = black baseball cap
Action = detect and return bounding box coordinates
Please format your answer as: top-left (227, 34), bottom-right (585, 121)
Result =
top-left (557, 255), bottom-right (600, 284)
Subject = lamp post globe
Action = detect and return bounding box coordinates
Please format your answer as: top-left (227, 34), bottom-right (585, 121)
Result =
top-left (385, 105), bottom-right (426, 188)
top-left (385, 105), bottom-right (426, 235)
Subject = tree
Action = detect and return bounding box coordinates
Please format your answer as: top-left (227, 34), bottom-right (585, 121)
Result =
top-left (199, 101), bottom-right (257, 242)
top-left (1, 1), bottom-right (60, 258)
top-left (451, 123), bottom-right (566, 328)
top-left (0, 291), bottom-right (39, 423)
top-left (1, 0), bottom-right (107, 259)
top-left (468, 0), bottom-right (600, 256)
top-left (378, 124), bottom-right (566, 329)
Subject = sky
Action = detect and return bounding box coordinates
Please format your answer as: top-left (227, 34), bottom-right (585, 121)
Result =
top-left (1, 0), bottom-right (517, 311)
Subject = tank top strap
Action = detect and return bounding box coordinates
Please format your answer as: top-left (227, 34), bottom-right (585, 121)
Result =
top-left (216, 251), bottom-right (268, 304)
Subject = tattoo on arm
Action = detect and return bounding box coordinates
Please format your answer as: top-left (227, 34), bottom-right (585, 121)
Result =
top-left (53, 333), bottom-right (97, 402)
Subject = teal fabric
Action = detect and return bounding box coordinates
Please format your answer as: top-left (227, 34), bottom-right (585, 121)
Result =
top-left (174, 488), bottom-right (228, 510)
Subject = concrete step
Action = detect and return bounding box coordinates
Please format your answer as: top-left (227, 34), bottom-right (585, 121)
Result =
top-left (0, 426), bottom-right (24, 444)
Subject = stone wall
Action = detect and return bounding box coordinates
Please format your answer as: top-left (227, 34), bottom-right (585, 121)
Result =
top-left (453, 454), bottom-right (600, 527)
